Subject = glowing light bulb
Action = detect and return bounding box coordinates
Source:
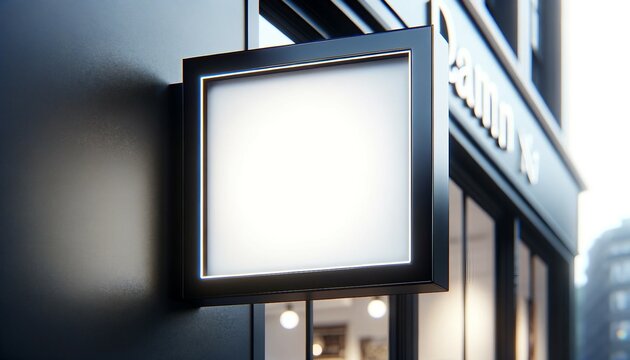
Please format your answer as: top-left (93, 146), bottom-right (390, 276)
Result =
top-left (368, 298), bottom-right (387, 319)
top-left (280, 308), bottom-right (299, 329)
top-left (313, 343), bottom-right (323, 356)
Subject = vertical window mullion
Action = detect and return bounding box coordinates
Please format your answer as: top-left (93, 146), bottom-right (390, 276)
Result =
top-left (305, 300), bottom-right (313, 360)
top-left (251, 303), bottom-right (265, 360)
top-left (390, 294), bottom-right (418, 360)
top-left (463, 193), bottom-right (468, 360)
top-left (496, 217), bottom-right (517, 360)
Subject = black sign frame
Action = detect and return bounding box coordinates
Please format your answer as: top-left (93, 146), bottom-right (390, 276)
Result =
top-left (182, 26), bottom-right (448, 306)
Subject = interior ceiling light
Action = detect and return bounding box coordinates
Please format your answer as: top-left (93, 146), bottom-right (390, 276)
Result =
top-left (279, 304), bottom-right (299, 329)
top-left (312, 343), bottom-right (323, 357)
top-left (368, 297), bottom-right (387, 319)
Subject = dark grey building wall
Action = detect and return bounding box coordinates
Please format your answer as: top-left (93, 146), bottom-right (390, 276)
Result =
top-left (0, 1), bottom-right (252, 358)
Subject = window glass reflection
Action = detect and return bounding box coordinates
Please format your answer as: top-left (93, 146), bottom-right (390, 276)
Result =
top-left (515, 240), bottom-right (531, 360)
top-left (532, 256), bottom-right (548, 360)
top-left (465, 198), bottom-right (496, 360)
top-left (418, 180), bottom-right (464, 359)
top-left (265, 302), bottom-right (306, 359)
top-left (515, 240), bottom-right (549, 360)
top-left (313, 297), bottom-right (388, 360)
top-left (418, 182), bottom-right (496, 360)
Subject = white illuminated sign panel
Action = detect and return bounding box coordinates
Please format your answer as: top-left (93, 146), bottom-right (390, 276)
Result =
top-left (202, 52), bottom-right (411, 279)
top-left (182, 26), bottom-right (448, 305)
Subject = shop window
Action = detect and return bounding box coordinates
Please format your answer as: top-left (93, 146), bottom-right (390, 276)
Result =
top-left (313, 297), bottom-right (389, 360)
top-left (530, 0), bottom-right (540, 55)
top-left (418, 181), bottom-right (465, 359)
top-left (611, 321), bottom-right (630, 342)
top-left (515, 240), bottom-right (530, 360)
top-left (611, 290), bottom-right (630, 312)
top-left (485, 0), bottom-right (518, 53)
top-left (610, 260), bottom-right (630, 284)
top-left (265, 297), bottom-right (389, 360)
top-left (265, 302), bottom-right (307, 359)
top-left (528, 0), bottom-right (561, 122)
top-left (532, 256), bottom-right (548, 360)
top-left (465, 197), bottom-right (496, 360)
top-left (418, 181), bottom-right (496, 360)
top-left (530, 0), bottom-right (543, 94)
top-left (515, 239), bottom-right (549, 360)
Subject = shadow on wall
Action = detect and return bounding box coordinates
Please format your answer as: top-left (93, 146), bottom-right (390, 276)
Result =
top-left (0, 1), bottom-right (250, 358)
top-left (0, 61), bottom-right (248, 359)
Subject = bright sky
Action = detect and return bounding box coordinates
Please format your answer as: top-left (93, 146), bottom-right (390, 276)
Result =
top-left (565, 1), bottom-right (630, 285)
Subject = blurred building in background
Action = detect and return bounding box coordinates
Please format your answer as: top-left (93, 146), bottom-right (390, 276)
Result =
top-left (579, 220), bottom-right (630, 360)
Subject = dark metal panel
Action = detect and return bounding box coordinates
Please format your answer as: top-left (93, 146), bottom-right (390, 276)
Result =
top-left (0, 1), bottom-right (251, 358)
top-left (306, 300), bottom-right (314, 360)
top-left (389, 294), bottom-right (419, 360)
top-left (344, 0), bottom-right (388, 32)
top-left (288, 0), bottom-right (363, 37)
top-left (485, 0), bottom-right (518, 53)
top-left (432, 28), bottom-right (450, 288)
top-left (496, 218), bottom-right (517, 360)
top-left (251, 303), bottom-right (266, 360)
top-left (261, 0), bottom-right (325, 42)
top-left (261, 0), bottom-right (380, 41)
top-left (535, 0), bottom-right (562, 121)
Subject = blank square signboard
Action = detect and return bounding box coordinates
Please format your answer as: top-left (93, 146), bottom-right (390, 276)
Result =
top-left (206, 53), bottom-right (410, 278)
top-left (183, 26), bottom-right (449, 305)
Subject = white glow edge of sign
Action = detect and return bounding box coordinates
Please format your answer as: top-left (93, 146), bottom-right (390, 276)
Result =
top-left (198, 50), bottom-right (413, 280)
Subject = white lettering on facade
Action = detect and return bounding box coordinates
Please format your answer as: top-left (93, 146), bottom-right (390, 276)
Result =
top-left (519, 133), bottom-right (540, 185)
top-left (431, 0), bottom-right (539, 184)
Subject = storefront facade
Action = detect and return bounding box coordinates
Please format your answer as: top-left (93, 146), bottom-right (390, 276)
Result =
top-left (0, 0), bottom-right (581, 359)
top-left (257, 1), bottom-right (583, 359)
